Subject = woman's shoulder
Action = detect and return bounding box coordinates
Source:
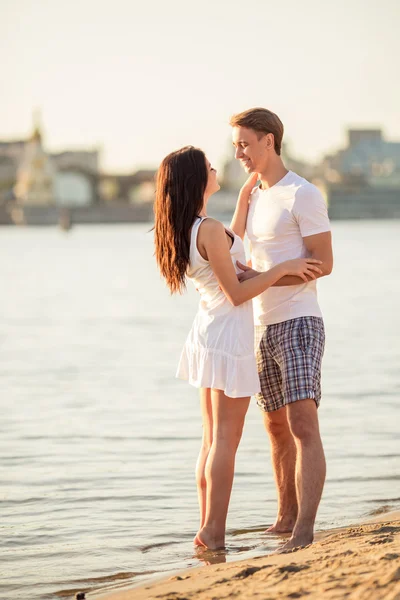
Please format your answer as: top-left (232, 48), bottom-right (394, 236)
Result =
top-left (196, 218), bottom-right (227, 255)
top-left (199, 217), bottom-right (225, 234)
top-left (197, 218), bottom-right (227, 247)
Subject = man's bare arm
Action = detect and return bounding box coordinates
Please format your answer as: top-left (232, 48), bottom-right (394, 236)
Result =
top-left (272, 231), bottom-right (333, 286)
top-left (237, 231), bottom-right (333, 285)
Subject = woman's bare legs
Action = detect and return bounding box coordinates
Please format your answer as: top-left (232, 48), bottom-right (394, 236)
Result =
top-left (195, 389), bottom-right (250, 549)
top-left (195, 388), bottom-right (213, 530)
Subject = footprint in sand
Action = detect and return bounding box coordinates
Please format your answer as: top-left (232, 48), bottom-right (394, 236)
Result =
top-left (232, 566), bottom-right (262, 579)
top-left (368, 535), bottom-right (394, 545)
top-left (278, 564), bottom-right (311, 574)
top-left (373, 525), bottom-right (400, 534)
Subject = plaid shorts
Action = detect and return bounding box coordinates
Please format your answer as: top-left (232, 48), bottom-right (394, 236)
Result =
top-left (255, 317), bottom-right (325, 412)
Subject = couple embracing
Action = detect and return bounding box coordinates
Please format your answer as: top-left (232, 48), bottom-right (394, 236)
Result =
top-left (154, 107), bottom-right (333, 553)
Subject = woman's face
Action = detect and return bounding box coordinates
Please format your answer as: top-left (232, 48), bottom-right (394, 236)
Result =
top-left (204, 158), bottom-right (220, 198)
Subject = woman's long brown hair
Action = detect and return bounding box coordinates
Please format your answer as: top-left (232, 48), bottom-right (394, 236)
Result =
top-left (154, 146), bottom-right (208, 294)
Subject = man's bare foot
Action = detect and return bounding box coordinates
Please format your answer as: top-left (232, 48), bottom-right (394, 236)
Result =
top-left (265, 524), bottom-right (294, 534)
top-left (275, 533), bottom-right (313, 554)
top-left (193, 526), bottom-right (225, 550)
top-left (265, 517), bottom-right (296, 534)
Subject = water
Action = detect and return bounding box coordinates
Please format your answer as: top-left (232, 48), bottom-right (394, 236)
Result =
top-left (1, 221), bottom-right (399, 600)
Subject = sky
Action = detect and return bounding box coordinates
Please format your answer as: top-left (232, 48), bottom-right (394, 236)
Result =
top-left (1, 0), bottom-right (399, 173)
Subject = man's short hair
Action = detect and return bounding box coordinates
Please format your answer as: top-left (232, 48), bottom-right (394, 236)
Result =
top-left (230, 107), bottom-right (284, 155)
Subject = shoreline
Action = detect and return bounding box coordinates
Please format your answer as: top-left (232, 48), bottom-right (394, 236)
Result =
top-left (93, 510), bottom-right (400, 600)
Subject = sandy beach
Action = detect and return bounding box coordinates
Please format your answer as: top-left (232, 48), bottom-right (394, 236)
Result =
top-left (95, 512), bottom-right (400, 600)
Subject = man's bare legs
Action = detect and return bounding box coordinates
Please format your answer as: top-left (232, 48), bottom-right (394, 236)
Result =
top-left (263, 406), bottom-right (298, 533)
top-left (280, 398), bottom-right (326, 550)
top-left (195, 388), bottom-right (213, 531)
top-left (194, 390), bottom-right (250, 550)
top-left (264, 399), bottom-right (326, 550)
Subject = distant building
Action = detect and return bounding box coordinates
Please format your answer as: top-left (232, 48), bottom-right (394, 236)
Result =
top-left (318, 128), bottom-right (400, 218)
top-left (51, 149), bottom-right (99, 174)
top-left (0, 117), bottom-right (99, 207)
top-left (98, 169), bottom-right (156, 204)
top-left (0, 114), bottom-right (157, 211)
top-left (0, 140), bottom-right (25, 201)
top-left (14, 126), bottom-right (55, 205)
top-left (320, 128), bottom-right (400, 188)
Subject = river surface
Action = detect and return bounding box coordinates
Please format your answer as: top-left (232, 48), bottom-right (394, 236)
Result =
top-left (1, 221), bottom-right (399, 599)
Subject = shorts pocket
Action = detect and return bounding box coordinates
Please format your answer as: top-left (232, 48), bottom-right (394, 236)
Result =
top-left (298, 318), bottom-right (325, 353)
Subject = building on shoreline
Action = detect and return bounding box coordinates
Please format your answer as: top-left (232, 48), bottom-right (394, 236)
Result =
top-left (1, 119), bottom-right (400, 224)
top-left (0, 116), bottom-right (156, 225)
top-left (316, 128), bottom-right (400, 218)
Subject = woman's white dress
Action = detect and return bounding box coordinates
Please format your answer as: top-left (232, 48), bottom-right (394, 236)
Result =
top-left (176, 217), bottom-right (261, 398)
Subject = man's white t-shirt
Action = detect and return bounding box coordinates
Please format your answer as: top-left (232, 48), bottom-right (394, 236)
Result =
top-left (246, 170), bottom-right (331, 326)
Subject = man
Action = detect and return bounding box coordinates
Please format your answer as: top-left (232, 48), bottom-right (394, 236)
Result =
top-left (230, 107), bottom-right (333, 551)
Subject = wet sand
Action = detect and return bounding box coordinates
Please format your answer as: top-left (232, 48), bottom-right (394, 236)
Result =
top-left (95, 512), bottom-right (400, 600)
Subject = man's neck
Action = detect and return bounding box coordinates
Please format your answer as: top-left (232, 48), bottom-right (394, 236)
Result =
top-left (258, 158), bottom-right (289, 190)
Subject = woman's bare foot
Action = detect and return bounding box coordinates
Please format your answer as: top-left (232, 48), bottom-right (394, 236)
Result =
top-left (193, 526), bottom-right (225, 550)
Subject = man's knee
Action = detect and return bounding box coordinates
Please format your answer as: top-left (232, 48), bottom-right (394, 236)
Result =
top-left (263, 407), bottom-right (290, 439)
top-left (287, 400), bottom-right (319, 442)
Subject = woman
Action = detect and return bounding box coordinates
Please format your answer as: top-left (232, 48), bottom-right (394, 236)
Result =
top-left (153, 146), bottom-right (322, 550)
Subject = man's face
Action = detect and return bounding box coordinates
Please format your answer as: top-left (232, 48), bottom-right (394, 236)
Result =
top-left (232, 126), bottom-right (271, 173)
